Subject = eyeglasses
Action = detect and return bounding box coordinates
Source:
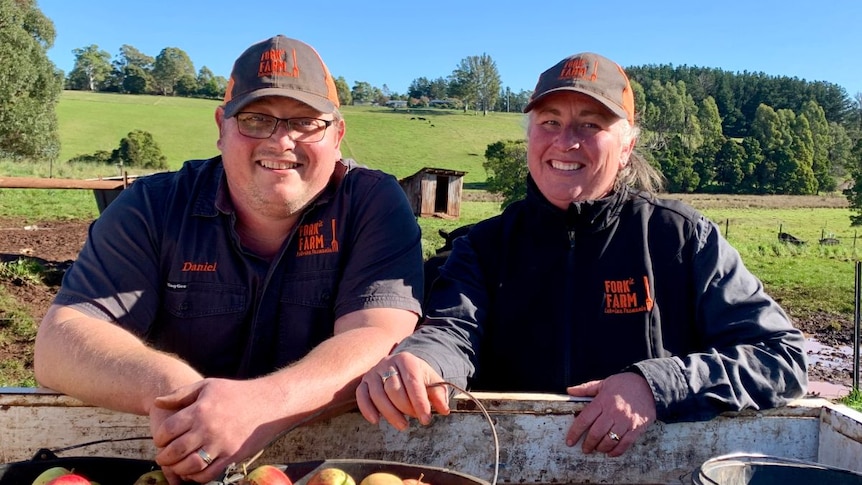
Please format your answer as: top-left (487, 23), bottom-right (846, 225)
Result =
top-left (234, 112), bottom-right (334, 143)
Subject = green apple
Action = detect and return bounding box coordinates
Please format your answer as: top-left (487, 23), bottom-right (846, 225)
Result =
top-left (31, 467), bottom-right (71, 485)
top-left (132, 470), bottom-right (168, 485)
top-left (359, 472), bottom-right (402, 485)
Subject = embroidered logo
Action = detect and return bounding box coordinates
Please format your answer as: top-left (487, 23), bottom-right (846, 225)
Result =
top-left (259, 48), bottom-right (299, 79)
top-left (558, 57), bottom-right (598, 83)
top-left (181, 261), bottom-right (217, 272)
top-left (603, 275), bottom-right (653, 314)
top-left (296, 218), bottom-right (340, 257)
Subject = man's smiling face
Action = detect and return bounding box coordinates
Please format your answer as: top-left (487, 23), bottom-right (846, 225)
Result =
top-left (216, 96), bottom-right (344, 218)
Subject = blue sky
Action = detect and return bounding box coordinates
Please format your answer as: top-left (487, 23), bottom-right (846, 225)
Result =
top-left (36, 0), bottom-right (862, 98)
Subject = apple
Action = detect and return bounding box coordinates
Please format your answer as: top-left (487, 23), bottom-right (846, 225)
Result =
top-left (359, 472), bottom-right (402, 485)
top-left (133, 470), bottom-right (168, 485)
top-left (306, 467), bottom-right (355, 485)
top-left (402, 473), bottom-right (430, 485)
top-left (32, 467), bottom-right (71, 485)
top-left (45, 473), bottom-right (90, 485)
top-left (244, 465), bottom-right (292, 485)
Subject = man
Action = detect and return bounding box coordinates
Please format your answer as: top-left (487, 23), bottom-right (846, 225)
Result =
top-left (34, 35), bottom-right (423, 483)
top-left (356, 52), bottom-right (807, 457)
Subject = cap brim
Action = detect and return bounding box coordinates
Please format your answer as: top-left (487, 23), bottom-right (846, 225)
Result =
top-left (223, 88), bottom-right (336, 118)
top-left (523, 87), bottom-right (628, 120)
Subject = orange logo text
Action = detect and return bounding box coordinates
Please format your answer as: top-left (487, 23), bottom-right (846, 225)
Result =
top-left (559, 58), bottom-right (598, 82)
top-left (296, 218), bottom-right (339, 256)
top-left (603, 276), bottom-right (652, 314)
top-left (259, 48), bottom-right (299, 78)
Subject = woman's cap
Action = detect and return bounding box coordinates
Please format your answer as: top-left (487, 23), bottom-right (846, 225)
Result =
top-left (524, 52), bottom-right (634, 123)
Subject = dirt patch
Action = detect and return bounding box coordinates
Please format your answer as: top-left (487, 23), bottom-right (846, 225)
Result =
top-left (0, 216), bottom-right (856, 393)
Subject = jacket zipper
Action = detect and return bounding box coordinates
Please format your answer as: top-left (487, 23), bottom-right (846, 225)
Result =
top-left (563, 228), bottom-right (576, 386)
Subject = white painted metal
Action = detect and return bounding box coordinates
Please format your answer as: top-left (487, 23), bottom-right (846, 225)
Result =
top-left (2, 388), bottom-right (861, 484)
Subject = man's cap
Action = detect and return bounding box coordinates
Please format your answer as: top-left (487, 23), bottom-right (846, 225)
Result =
top-left (222, 35), bottom-right (339, 118)
top-left (523, 52), bottom-right (634, 123)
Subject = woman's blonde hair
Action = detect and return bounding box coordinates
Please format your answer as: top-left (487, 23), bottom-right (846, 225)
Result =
top-left (616, 122), bottom-right (664, 194)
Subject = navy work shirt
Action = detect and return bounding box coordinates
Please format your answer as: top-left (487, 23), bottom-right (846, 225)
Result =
top-left (55, 157), bottom-right (423, 378)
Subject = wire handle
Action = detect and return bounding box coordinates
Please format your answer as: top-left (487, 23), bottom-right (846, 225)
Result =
top-left (221, 381), bottom-right (500, 485)
top-left (429, 381), bottom-right (500, 485)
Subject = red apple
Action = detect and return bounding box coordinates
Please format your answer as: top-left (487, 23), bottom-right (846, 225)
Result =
top-left (45, 473), bottom-right (90, 485)
top-left (244, 464), bottom-right (292, 485)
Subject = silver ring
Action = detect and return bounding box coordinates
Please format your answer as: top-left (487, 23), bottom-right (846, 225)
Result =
top-left (381, 369), bottom-right (399, 384)
top-left (608, 431), bottom-right (621, 442)
top-left (197, 448), bottom-right (213, 466)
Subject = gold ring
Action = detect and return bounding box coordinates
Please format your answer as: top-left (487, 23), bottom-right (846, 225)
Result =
top-left (381, 369), bottom-right (399, 384)
top-left (608, 431), bottom-right (621, 442)
top-left (197, 448), bottom-right (214, 466)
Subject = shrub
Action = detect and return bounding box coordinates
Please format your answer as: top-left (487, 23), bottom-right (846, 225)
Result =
top-left (483, 139), bottom-right (528, 209)
top-left (111, 129), bottom-right (168, 170)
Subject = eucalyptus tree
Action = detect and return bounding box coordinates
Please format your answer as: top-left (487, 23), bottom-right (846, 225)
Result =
top-left (801, 101), bottom-right (835, 192)
top-left (334, 76), bottom-right (352, 106)
top-left (68, 44), bottom-right (112, 91)
top-left (112, 44), bottom-right (155, 94)
top-left (449, 53), bottom-right (501, 114)
top-left (0, 0), bottom-right (63, 161)
top-left (713, 138), bottom-right (746, 192)
top-left (828, 122), bottom-right (853, 180)
top-left (693, 96), bottom-right (723, 189)
top-left (152, 47), bottom-right (195, 95)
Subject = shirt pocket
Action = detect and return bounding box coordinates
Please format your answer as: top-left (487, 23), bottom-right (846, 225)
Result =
top-left (279, 269), bottom-right (337, 308)
top-left (163, 282), bottom-right (247, 318)
top-left (275, 270), bottom-right (338, 364)
top-left (156, 282), bottom-right (249, 376)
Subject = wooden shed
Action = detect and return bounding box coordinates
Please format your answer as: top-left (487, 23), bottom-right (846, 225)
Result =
top-left (399, 167), bottom-right (466, 218)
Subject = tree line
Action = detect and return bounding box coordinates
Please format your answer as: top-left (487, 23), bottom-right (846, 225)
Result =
top-left (67, 44), bottom-right (521, 113)
top-left (5, 0), bottom-right (862, 217)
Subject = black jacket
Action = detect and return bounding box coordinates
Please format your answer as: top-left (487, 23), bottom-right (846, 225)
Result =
top-left (400, 177), bottom-right (807, 422)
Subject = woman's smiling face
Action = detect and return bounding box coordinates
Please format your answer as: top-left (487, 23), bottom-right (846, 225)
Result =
top-left (526, 91), bottom-right (635, 209)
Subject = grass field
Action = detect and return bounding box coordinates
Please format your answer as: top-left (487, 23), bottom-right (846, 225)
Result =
top-left (1, 91), bottom-right (525, 183)
top-left (3, 91), bottom-right (862, 335)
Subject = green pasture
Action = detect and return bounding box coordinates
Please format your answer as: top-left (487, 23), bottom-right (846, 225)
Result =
top-left (702, 207), bottom-right (860, 320)
top-left (1, 90), bottom-right (525, 183)
top-left (1, 91), bottom-right (861, 334)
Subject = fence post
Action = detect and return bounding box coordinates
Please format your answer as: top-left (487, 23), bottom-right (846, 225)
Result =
top-left (725, 219), bottom-right (729, 239)
top-left (855, 261), bottom-right (860, 391)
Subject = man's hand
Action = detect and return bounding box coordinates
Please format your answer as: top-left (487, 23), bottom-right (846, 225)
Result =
top-left (565, 372), bottom-right (656, 457)
top-left (356, 352), bottom-right (450, 430)
top-left (150, 378), bottom-right (285, 483)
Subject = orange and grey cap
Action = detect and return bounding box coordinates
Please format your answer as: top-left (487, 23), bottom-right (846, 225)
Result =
top-left (222, 35), bottom-right (339, 118)
top-left (523, 52), bottom-right (634, 123)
